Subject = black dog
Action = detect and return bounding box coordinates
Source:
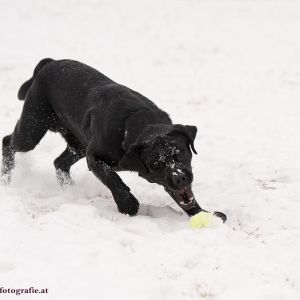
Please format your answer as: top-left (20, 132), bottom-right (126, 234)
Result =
top-left (1, 59), bottom-right (226, 220)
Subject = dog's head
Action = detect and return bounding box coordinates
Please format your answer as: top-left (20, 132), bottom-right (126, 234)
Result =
top-left (119, 124), bottom-right (201, 215)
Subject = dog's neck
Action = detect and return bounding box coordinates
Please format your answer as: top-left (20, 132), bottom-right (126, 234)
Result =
top-left (122, 109), bottom-right (171, 152)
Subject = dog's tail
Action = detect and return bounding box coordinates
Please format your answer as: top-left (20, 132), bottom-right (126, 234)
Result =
top-left (18, 58), bottom-right (54, 100)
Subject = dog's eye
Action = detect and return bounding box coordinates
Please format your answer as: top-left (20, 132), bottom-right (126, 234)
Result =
top-left (172, 154), bottom-right (179, 162)
top-left (172, 150), bottom-right (182, 161)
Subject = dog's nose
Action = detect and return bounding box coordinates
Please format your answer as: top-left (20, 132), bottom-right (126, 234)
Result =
top-left (172, 171), bottom-right (191, 189)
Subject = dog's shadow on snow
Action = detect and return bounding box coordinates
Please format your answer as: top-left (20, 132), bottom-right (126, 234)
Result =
top-left (138, 203), bottom-right (185, 219)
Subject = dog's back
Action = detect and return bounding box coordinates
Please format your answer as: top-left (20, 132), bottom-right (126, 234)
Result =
top-left (18, 58), bottom-right (113, 102)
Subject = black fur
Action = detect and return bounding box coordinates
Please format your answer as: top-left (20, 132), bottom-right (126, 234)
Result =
top-left (1, 59), bottom-right (206, 216)
top-left (18, 58), bottom-right (54, 100)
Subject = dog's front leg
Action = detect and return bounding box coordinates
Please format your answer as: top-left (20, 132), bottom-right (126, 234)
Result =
top-left (87, 155), bottom-right (139, 216)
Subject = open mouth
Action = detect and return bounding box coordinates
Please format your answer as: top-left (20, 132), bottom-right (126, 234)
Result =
top-left (165, 185), bottom-right (196, 209)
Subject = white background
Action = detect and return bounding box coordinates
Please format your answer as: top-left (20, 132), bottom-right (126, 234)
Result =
top-left (0, 0), bottom-right (299, 299)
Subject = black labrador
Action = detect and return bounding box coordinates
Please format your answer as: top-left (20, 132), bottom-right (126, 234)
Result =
top-left (1, 59), bottom-right (226, 220)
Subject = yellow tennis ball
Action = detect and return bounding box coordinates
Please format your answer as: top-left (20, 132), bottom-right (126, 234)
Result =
top-left (190, 211), bottom-right (213, 229)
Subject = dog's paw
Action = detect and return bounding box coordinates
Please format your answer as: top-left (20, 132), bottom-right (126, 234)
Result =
top-left (213, 211), bottom-right (227, 223)
top-left (56, 169), bottom-right (74, 190)
top-left (116, 192), bottom-right (140, 216)
top-left (0, 169), bottom-right (11, 185)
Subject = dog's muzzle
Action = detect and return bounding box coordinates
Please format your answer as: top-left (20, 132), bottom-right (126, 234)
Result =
top-left (165, 184), bottom-right (196, 210)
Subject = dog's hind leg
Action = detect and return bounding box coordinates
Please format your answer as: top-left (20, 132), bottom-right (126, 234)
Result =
top-left (54, 145), bottom-right (85, 189)
top-left (1, 135), bottom-right (15, 184)
top-left (53, 130), bottom-right (85, 189)
top-left (1, 84), bottom-right (52, 183)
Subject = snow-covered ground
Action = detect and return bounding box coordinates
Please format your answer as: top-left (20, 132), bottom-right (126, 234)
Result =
top-left (0, 0), bottom-right (300, 299)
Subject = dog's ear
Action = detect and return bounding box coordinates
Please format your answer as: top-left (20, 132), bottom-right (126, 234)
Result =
top-left (119, 144), bottom-right (148, 173)
top-left (169, 124), bottom-right (198, 154)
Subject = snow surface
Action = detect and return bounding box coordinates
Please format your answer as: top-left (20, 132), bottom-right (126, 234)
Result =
top-left (1, 0), bottom-right (300, 299)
